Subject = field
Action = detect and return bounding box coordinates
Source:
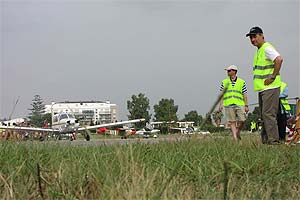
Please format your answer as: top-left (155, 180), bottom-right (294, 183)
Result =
top-left (0, 133), bottom-right (299, 199)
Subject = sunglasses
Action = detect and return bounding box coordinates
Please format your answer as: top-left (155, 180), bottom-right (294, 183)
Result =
top-left (249, 35), bottom-right (257, 39)
top-left (227, 69), bottom-right (235, 72)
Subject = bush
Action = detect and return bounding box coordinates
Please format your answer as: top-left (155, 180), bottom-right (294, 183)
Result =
top-left (201, 125), bottom-right (225, 133)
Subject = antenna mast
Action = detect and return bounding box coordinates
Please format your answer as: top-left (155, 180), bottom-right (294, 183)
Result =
top-left (9, 96), bottom-right (20, 120)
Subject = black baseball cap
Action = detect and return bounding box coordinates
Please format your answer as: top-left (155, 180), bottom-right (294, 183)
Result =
top-left (246, 26), bottom-right (263, 37)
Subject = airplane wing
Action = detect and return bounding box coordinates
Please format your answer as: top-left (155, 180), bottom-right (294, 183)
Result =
top-left (0, 126), bottom-right (59, 132)
top-left (77, 118), bottom-right (145, 131)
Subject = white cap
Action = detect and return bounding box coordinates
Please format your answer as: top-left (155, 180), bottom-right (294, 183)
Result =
top-left (225, 65), bottom-right (238, 71)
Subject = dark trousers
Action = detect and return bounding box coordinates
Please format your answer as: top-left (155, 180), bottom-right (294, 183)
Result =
top-left (277, 102), bottom-right (287, 141)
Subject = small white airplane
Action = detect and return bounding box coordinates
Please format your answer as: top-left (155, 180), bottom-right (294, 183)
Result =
top-left (170, 127), bottom-right (195, 134)
top-left (136, 123), bottom-right (160, 138)
top-left (0, 112), bottom-right (145, 141)
top-left (136, 129), bottom-right (160, 138)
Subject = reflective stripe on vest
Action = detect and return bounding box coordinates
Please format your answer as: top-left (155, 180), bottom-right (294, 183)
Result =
top-left (253, 42), bottom-right (281, 91)
top-left (222, 77), bottom-right (245, 106)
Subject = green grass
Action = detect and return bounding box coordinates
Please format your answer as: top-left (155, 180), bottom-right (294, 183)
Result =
top-left (0, 134), bottom-right (299, 199)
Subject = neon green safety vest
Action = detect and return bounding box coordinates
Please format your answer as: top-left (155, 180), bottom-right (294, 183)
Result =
top-left (253, 42), bottom-right (281, 91)
top-left (251, 121), bottom-right (256, 130)
top-left (280, 82), bottom-right (291, 111)
top-left (222, 77), bottom-right (245, 106)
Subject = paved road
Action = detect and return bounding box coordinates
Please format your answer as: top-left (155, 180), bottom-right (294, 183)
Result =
top-left (5, 134), bottom-right (214, 146)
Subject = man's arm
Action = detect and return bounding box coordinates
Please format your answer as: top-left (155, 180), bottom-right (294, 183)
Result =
top-left (280, 85), bottom-right (288, 98)
top-left (272, 55), bottom-right (283, 78)
top-left (243, 93), bottom-right (249, 113)
top-left (219, 83), bottom-right (224, 111)
top-left (265, 55), bottom-right (283, 85)
top-left (219, 97), bottom-right (223, 111)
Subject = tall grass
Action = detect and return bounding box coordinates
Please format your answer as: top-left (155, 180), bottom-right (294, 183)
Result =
top-left (0, 134), bottom-right (299, 199)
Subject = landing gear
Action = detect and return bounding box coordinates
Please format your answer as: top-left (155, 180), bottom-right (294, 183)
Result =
top-left (39, 136), bottom-right (45, 141)
top-left (70, 133), bottom-right (76, 141)
top-left (85, 133), bottom-right (90, 141)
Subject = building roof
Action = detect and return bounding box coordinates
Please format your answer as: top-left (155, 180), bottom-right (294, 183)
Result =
top-left (57, 100), bottom-right (108, 104)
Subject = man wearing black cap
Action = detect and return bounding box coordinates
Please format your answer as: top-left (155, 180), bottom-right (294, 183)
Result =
top-left (246, 26), bottom-right (283, 145)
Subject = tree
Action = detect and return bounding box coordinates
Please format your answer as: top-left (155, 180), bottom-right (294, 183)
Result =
top-left (182, 110), bottom-right (203, 126)
top-left (28, 95), bottom-right (46, 127)
top-left (212, 110), bottom-right (223, 127)
top-left (127, 93), bottom-right (151, 128)
top-left (153, 98), bottom-right (178, 122)
top-left (203, 112), bottom-right (213, 126)
top-left (197, 112), bottom-right (214, 132)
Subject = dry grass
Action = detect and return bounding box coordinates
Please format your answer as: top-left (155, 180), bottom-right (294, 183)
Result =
top-left (0, 133), bottom-right (299, 199)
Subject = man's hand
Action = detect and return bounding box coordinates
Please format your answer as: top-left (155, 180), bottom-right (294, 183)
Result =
top-left (264, 77), bottom-right (274, 85)
top-left (219, 104), bottom-right (223, 112)
top-left (245, 106), bottom-right (249, 113)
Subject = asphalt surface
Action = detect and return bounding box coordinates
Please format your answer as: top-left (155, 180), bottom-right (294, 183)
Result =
top-left (2, 134), bottom-right (215, 146)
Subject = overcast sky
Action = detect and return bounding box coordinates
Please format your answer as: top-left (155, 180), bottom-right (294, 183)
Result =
top-left (1, 0), bottom-right (299, 120)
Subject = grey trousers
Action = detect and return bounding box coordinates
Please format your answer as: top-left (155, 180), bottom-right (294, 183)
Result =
top-left (259, 88), bottom-right (280, 143)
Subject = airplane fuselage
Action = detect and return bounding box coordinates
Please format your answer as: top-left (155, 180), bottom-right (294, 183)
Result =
top-left (52, 119), bottom-right (79, 133)
top-left (52, 113), bottom-right (80, 133)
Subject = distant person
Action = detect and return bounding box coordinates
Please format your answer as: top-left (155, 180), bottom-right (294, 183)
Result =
top-left (43, 119), bottom-right (48, 128)
top-left (219, 65), bottom-right (249, 140)
top-left (246, 26), bottom-right (283, 145)
top-left (250, 121), bottom-right (256, 133)
top-left (277, 81), bottom-right (291, 141)
top-left (257, 118), bottom-right (263, 132)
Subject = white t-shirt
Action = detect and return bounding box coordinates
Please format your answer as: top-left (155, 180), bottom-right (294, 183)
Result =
top-left (265, 46), bottom-right (280, 61)
top-left (258, 45), bottom-right (281, 92)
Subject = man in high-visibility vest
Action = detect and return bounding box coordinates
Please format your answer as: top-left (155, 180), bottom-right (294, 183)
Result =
top-left (277, 81), bottom-right (291, 141)
top-left (246, 26), bottom-right (283, 145)
top-left (219, 65), bottom-right (249, 141)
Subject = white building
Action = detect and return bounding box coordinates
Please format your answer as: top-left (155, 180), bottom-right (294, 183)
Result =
top-left (45, 100), bottom-right (117, 125)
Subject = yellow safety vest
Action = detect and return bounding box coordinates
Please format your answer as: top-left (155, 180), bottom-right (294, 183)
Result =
top-left (222, 77), bottom-right (245, 106)
top-left (251, 121), bottom-right (256, 130)
top-left (253, 42), bottom-right (281, 91)
top-left (280, 82), bottom-right (291, 111)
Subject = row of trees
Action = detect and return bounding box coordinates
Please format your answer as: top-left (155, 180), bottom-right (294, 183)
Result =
top-left (27, 93), bottom-right (259, 131)
top-left (127, 93), bottom-right (206, 128)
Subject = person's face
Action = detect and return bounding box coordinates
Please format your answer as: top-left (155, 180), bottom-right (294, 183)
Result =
top-left (249, 33), bottom-right (264, 47)
top-left (227, 69), bottom-right (236, 76)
